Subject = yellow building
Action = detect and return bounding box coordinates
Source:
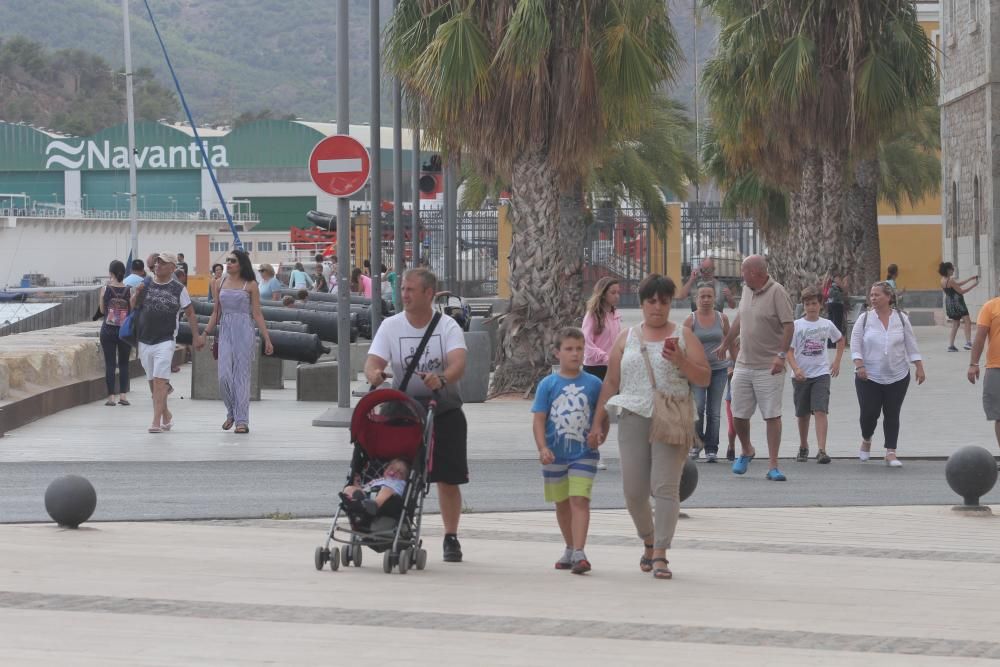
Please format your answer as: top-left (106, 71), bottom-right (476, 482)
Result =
top-left (877, 2), bottom-right (942, 293)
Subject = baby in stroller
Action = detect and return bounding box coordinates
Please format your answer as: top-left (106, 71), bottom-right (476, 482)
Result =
top-left (339, 458), bottom-right (410, 529)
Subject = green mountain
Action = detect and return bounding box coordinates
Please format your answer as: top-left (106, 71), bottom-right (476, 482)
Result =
top-left (0, 0), bottom-right (717, 128)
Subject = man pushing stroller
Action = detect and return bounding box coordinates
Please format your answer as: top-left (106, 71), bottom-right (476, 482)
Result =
top-left (365, 267), bottom-right (469, 563)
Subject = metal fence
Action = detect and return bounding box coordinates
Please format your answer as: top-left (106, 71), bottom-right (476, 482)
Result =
top-left (351, 203), bottom-right (759, 301)
top-left (681, 203), bottom-right (761, 280)
top-left (584, 207), bottom-right (653, 307)
top-left (361, 207), bottom-right (500, 297)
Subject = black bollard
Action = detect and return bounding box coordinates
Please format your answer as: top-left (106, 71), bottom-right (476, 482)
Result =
top-left (44, 475), bottom-right (97, 528)
top-left (945, 445), bottom-right (998, 513)
top-left (679, 458), bottom-right (699, 503)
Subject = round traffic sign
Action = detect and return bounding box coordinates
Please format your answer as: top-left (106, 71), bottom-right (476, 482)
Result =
top-left (308, 135), bottom-right (371, 197)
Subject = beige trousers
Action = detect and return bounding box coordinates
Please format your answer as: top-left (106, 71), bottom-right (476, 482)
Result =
top-left (617, 410), bottom-right (689, 550)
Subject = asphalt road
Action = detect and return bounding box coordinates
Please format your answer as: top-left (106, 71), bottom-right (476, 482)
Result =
top-left (2, 458), bottom-right (997, 523)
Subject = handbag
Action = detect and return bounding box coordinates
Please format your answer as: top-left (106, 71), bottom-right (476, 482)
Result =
top-left (638, 332), bottom-right (697, 447)
top-left (119, 277), bottom-right (150, 348)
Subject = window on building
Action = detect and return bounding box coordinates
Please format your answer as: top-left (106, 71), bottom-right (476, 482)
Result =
top-left (244, 242), bottom-right (253, 252)
top-left (257, 241), bottom-right (274, 252)
top-left (974, 176), bottom-right (981, 267)
top-left (210, 241), bottom-right (230, 253)
top-left (278, 242), bottom-right (290, 252)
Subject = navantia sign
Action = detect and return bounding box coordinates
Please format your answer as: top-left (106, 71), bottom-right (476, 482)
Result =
top-left (44, 139), bottom-right (229, 170)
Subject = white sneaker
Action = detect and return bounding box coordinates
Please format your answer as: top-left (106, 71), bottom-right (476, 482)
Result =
top-left (859, 440), bottom-right (872, 461)
top-left (885, 454), bottom-right (902, 467)
top-left (596, 461), bottom-right (608, 470)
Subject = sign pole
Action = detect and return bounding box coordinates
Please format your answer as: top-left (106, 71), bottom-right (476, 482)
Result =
top-left (335, 0), bottom-right (351, 413)
top-left (369, 0), bottom-right (382, 335)
top-left (314, 0), bottom-right (354, 427)
top-left (122, 0), bottom-right (139, 259)
top-left (410, 112), bottom-right (421, 267)
top-left (392, 0), bottom-right (404, 303)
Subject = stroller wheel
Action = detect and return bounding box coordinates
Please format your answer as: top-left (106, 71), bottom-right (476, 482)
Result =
top-left (398, 549), bottom-right (411, 575)
top-left (352, 544), bottom-right (363, 567)
top-left (415, 548), bottom-right (428, 571)
top-left (341, 544), bottom-right (352, 566)
top-left (313, 546), bottom-right (327, 571)
top-left (382, 551), bottom-right (394, 574)
top-left (330, 547), bottom-right (340, 571)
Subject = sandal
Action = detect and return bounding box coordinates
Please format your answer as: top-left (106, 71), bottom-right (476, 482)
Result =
top-left (235, 423), bottom-right (250, 434)
top-left (104, 399), bottom-right (117, 406)
top-left (117, 399), bottom-right (130, 406)
top-left (639, 543), bottom-right (654, 573)
top-left (651, 557), bottom-right (672, 580)
top-left (222, 418), bottom-right (235, 431)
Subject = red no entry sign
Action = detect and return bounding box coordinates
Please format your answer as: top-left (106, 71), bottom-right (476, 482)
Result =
top-left (308, 134), bottom-right (371, 198)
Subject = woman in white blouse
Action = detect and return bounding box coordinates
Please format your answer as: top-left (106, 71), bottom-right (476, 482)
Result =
top-left (850, 281), bottom-right (926, 466)
top-left (590, 275), bottom-right (710, 580)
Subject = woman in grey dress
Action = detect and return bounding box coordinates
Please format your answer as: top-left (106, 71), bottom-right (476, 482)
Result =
top-left (204, 249), bottom-right (274, 433)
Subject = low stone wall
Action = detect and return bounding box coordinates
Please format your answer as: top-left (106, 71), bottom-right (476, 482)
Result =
top-left (0, 322), bottom-right (105, 400)
top-left (0, 321), bottom-right (159, 437)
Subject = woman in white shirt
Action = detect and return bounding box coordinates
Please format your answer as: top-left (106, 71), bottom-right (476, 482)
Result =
top-left (850, 281), bottom-right (926, 467)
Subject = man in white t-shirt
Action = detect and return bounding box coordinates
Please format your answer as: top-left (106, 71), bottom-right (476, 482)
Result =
top-left (365, 267), bottom-right (469, 563)
top-left (786, 287), bottom-right (844, 465)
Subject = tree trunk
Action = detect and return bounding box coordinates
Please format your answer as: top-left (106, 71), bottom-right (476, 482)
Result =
top-left (778, 150), bottom-right (826, 296)
top-left (490, 150), bottom-right (586, 396)
top-left (848, 158), bottom-right (881, 292)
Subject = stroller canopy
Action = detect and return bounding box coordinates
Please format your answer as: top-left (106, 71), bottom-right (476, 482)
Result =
top-left (350, 389), bottom-right (428, 462)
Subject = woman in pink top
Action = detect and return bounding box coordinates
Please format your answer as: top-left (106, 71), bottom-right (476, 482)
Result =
top-left (582, 277), bottom-right (622, 380)
top-left (351, 267), bottom-right (373, 298)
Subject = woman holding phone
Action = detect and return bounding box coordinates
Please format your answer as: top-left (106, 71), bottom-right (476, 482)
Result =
top-left (590, 274), bottom-right (710, 580)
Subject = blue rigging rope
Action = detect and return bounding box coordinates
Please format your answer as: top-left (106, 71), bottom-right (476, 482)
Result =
top-left (140, 0), bottom-right (242, 249)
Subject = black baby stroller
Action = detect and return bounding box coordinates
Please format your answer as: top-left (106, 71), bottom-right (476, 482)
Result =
top-left (313, 388), bottom-right (435, 574)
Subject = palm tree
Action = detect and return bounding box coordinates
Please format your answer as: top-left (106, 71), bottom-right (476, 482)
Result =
top-left (386, 1), bottom-right (683, 393)
top-left (461, 95), bottom-right (698, 235)
top-left (701, 0), bottom-right (937, 294)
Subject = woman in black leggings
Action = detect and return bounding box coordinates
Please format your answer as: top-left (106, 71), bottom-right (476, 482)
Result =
top-left (98, 260), bottom-right (132, 406)
top-left (849, 282), bottom-right (925, 467)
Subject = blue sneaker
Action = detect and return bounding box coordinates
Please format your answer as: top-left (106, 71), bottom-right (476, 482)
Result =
top-left (766, 468), bottom-right (787, 481)
top-left (732, 455), bottom-right (753, 475)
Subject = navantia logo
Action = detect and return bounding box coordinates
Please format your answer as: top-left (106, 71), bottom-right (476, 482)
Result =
top-left (45, 140), bottom-right (229, 170)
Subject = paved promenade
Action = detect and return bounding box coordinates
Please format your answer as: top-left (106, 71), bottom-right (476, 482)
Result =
top-left (0, 315), bottom-right (993, 463)
top-left (2, 507), bottom-right (999, 665)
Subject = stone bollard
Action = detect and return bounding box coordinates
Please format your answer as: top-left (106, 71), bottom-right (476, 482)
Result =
top-left (45, 475), bottom-right (97, 528)
top-left (679, 458), bottom-right (698, 503)
top-left (462, 331), bottom-right (491, 403)
top-left (260, 355), bottom-right (284, 390)
top-left (297, 362), bottom-right (339, 402)
top-left (945, 445), bottom-right (998, 514)
top-left (191, 342), bottom-right (261, 401)
top-left (469, 317), bottom-right (498, 370)
top-left (282, 359), bottom-right (298, 381)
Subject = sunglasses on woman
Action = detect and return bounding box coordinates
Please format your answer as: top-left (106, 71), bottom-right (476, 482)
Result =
top-left (225, 257), bottom-right (238, 264)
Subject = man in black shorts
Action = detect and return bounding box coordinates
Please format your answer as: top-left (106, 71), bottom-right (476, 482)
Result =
top-left (365, 268), bottom-right (469, 562)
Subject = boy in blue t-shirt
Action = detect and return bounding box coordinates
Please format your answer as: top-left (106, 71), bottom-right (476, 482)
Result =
top-left (531, 327), bottom-right (605, 575)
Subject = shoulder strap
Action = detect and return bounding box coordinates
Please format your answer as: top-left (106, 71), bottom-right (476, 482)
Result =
top-left (399, 312), bottom-right (443, 393)
top-left (639, 343), bottom-right (659, 391)
top-left (636, 326), bottom-right (659, 391)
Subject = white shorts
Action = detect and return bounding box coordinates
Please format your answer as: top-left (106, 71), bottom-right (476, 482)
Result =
top-left (138, 340), bottom-right (175, 380)
top-left (731, 367), bottom-right (786, 420)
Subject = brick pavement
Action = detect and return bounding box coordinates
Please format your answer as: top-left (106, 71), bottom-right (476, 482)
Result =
top-left (1, 507), bottom-right (999, 665)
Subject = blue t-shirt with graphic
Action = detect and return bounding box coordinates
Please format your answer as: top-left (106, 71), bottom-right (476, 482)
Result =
top-left (531, 371), bottom-right (604, 462)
